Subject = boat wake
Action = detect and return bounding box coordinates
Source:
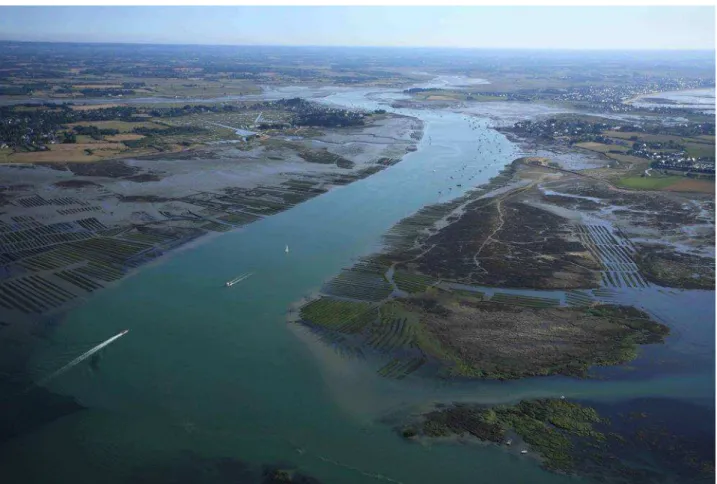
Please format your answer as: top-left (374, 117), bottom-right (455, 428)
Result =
top-left (316, 454), bottom-right (404, 483)
top-left (34, 329), bottom-right (130, 389)
top-left (225, 272), bottom-right (253, 287)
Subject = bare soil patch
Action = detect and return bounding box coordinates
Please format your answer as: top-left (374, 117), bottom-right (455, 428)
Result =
top-left (663, 178), bottom-right (715, 194)
top-left (70, 104), bottom-right (123, 111)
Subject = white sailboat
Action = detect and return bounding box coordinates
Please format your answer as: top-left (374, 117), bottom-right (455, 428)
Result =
top-left (285, 244), bottom-right (290, 253)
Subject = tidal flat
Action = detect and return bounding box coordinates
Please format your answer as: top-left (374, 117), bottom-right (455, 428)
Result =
top-left (0, 66), bottom-right (713, 483)
top-left (292, 154), bottom-right (714, 481)
top-left (0, 112), bottom-right (421, 329)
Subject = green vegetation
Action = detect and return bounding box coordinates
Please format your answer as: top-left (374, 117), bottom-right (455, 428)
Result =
top-left (413, 399), bottom-right (605, 471)
top-left (296, 147), bottom-right (355, 168)
top-left (377, 357), bottom-right (427, 379)
top-left (68, 120), bottom-right (166, 133)
top-left (392, 270), bottom-right (438, 293)
top-left (575, 141), bottom-right (630, 153)
top-left (684, 142), bottom-right (715, 159)
top-left (510, 115), bottom-right (715, 187)
top-left (299, 298), bottom-right (375, 333)
top-left (0, 223), bottom-right (191, 314)
top-left (368, 301), bottom-right (419, 352)
top-left (416, 295), bottom-right (667, 380)
top-left (403, 88), bottom-right (471, 101)
top-left (297, 259), bottom-right (668, 381)
top-left (0, 96), bottom-right (369, 162)
top-left (447, 288), bottom-right (485, 300)
top-left (616, 176), bottom-right (685, 190)
top-left (408, 397), bottom-right (716, 481)
top-left (565, 291), bottom-right (594, 307)
top-left (320, 258), bottom-right (394, 301)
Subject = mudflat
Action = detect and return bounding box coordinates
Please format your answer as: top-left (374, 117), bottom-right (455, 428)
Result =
top-left (0, 112), bottom-right (422, 329)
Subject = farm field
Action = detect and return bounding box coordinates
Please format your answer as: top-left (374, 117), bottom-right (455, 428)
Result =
top-left (616, 175), bottom-right (688, 190)
top-left (574, 141), bottom-right (630, 153)
top-left (663, 178), bottom-right (716, 193)
top-left (66, 120), bottom-right (167, 132)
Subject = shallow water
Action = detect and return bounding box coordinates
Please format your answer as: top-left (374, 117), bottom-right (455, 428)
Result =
top-left (629, 87), bottom-right (716, 114)
top-left (1, 85), bottom-right (713, 484)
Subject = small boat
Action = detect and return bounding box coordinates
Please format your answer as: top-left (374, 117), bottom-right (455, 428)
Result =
top-left (226, 272), bottom-right (253, 287)
top-left (521, 450), bottom-right (528, 454)
top-left (285, 244), bottom-right (290, 253)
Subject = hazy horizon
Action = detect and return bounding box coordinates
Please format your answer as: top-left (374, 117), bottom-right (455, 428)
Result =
top-left (0, 6), bottom-right (713, 50)
top-left (0, 39), bottom-right (715, 53)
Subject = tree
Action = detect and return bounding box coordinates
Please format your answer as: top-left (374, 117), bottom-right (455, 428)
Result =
top-left (62, 132), bottom-right (76, 144)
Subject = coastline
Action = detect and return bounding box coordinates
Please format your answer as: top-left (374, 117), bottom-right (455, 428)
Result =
top-left (0, 107), bottom-right (425, 415)
top-left (291, 157), bottom-right (672, 375)
top-left (625, 86), bottom-right (716, 104)
top-left (1, 79), bottom-right (713, 483)
top-left (288, 151), bottom-right (714, 479)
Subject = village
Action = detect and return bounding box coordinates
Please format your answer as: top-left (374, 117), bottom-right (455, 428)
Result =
top-left (507, 115), bottom-right (715, 175)
top-left (403, 74), bottom-right (714, 115)
top-left (0, 97), bottom-right (369, 162)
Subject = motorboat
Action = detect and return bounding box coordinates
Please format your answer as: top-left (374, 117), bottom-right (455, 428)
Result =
top-left (226, 272), bottom-right (253, 287)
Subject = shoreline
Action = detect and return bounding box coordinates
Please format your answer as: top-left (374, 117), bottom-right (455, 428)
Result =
top-left (288, 153), bottom-right (714, 479)
top-left (624, 86), bottom-right (716, 104)
top-left (0, 109), bottom-right (425, 382)
top-left (2, 83), bottom-right (713, 482)
top-left (292, 157), bottom-right (674, 373)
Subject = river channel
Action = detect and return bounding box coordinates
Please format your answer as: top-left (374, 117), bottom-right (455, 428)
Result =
top-left (1, 84), bottom-right (713, 484)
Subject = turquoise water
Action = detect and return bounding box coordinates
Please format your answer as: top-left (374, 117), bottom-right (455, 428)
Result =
top-left (1, 88), bottom-right (713, 483)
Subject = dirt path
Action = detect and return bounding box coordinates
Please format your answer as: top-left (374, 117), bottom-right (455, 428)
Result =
top-left (471, 197), bottom-right (505, 275)
top-left (469, 182), bottom-right (536, 277)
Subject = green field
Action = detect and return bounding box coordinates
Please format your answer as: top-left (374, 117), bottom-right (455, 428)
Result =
top-left (407, 89), bottom-right (508, 103)
top-left (0, 147), bottom-right (12, 163)
top-left (575, 142), bottom-right (630, 153)
top-left (467, 94), bottom-right (504, 102)
top-left (602, 131), bottom-right (715, 160)
top-left (411, 90), bottom-right (469, 101)
top-left (146, 78), bottom-right (260, 98)
top-left (684, 142), bottom-right (715, 159)
top-left (603, 131), bottom-right (684, 143)
top-left (616, 176), bottom-right (685, 190)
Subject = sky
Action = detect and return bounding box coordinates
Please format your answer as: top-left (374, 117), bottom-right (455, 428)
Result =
top-left (0, 6), bottom-right (713, 50)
